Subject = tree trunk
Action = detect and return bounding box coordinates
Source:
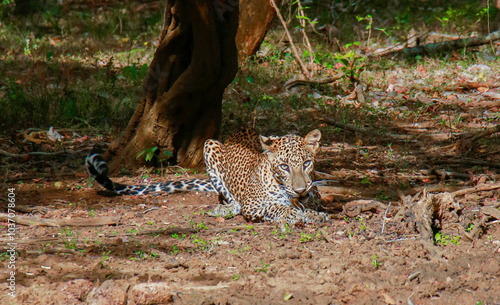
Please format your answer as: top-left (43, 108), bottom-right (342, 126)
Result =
top-left (106, 0), bottom-right (239, 172)
top-left (236, 0), bottom-right (281, 59)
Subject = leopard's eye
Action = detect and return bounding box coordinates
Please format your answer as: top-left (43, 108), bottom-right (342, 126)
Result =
top-left (279, 164), bottom-right (290, 172)
top-left (303, 160), bottom-right (312, 169)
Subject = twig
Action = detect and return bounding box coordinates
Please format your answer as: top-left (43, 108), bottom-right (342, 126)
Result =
top-left (142, 207), bottom-right (160, 214)
top-left (269, 0), bottom-right (311, 79)
top-left (296, 0), bottom-right (314, 65)
top-left (380, 202), bottom-right (392, 235)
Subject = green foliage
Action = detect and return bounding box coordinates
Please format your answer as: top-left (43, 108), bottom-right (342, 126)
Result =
top-left (333, 47), bottom-right (365, 85)
top-left (137, 146), bottom-right (157, 162)
top-left (255, 260), bottom-right (270, 273)
top-left (434, 232), bottom-right (461, 246)
top-left (372, 255), bottom-right (380, 270)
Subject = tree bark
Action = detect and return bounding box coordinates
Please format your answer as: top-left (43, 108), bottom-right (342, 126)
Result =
top-left (236, 0), bottom-right (281, 59)
top-left (106, 0), bottom-right (239, 172)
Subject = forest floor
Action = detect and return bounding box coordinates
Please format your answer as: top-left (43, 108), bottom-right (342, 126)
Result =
top-left (1, 95), bottom-right (499, 304)
top-left (1, 1), bottom-right (500, 304)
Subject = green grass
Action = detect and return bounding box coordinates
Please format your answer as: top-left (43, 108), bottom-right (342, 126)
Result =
top-left (0, 0), bottom-right (498, 138)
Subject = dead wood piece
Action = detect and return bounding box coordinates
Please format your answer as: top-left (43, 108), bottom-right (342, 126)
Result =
top-left (430, 158), bottom-right (500, 169)
top-left (0, 214), bottom-right (120, 227)
top-left (14, 205), bottom-right (50, 214)
top-left (380, 202), bottom-right (392, 235)
top-left (444, 82), bottom-right (500, 91)
top-left (355, 84), bottom-right (366, 104)
top-left (0, 148), bottom-right (74, 158)
top-left (343, 199), bottom-right (386, 218)
top-left (183, 284), bottom-right (230, 291)
top-left (399, 190), bottom-right (459, 244)
top-left (464, 216), bottom-right (488, 241)
top-left (370, 29), bottom-right (500, 58)
top-left (457, 124), bottom-right (500, 143)
top-left (314, 171), bottom-right (337, 180)
top-left (403, 184), bottom-right (461, 196)
top-left (481, 206), bottom-right (500, 221)
top-left (452, 183), bottom-right (500, 196)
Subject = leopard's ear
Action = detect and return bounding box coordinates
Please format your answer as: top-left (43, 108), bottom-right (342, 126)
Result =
top-left (304, 129), bottom-right (321, 153)
top-left (259, 135), bottom-right (274, 152)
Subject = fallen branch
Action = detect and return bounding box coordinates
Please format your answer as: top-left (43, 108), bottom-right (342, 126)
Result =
top-left (0, 148), bottom-right (70, 158)
top-left (451, 183), bottom-right (500, 196)
top-left (0, 214), bottom-right (120, 227)
top-left (284, 74), bottom-right (343, 91)
top-left (481, 206), bottom-right (500, 221)
top-left (342, 199), bottom-right (386, 218)
top-left (457, 124), bottom-right (500, 144)
top-left (444, 82), bottom-right (500, 91)
top-left (370, 29), bottom-right (500, 57)
top-left (320, 116), bottom-right (416, 142)
top-left (430, 158), bottom-right (500, 169)
top-left (269, 0), bottom-right (311, 79)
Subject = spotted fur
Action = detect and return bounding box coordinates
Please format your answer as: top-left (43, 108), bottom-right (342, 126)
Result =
top-left (85, 153), bottom-right (215, 195)
top-left (86, 129), bottom-right (329, 224)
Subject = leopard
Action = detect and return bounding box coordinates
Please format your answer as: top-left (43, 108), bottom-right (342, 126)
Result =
top-left (86, 128), bottom-right (329, 224)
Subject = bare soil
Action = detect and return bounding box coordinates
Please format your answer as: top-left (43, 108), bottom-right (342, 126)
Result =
top-left (1, 161), bottom-right (499, 304)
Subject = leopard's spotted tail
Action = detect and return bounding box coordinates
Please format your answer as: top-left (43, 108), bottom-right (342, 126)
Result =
top-left (85, 152), bottom-right (216, 195)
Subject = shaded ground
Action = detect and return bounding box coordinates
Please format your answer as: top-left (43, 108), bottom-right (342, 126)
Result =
top-left (1, 138), bottom-right (499, 304)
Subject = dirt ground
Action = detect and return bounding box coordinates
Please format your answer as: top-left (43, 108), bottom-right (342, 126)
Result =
top-left (1, 151), bottom-right (499, 305)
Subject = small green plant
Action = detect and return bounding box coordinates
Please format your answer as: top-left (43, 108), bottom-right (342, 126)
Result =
top-left (0, 252), bottom-right (10, 261)
top-left (347, 229), bottom-right (357, 240)
top-left (232, 274), bottom-right (241, 281)
top-left (372, 254), bottom-right (380, 269)
top-left (147, 221), bottom-right (155, 225)
top-left (171, 233), bottom-right (186, 240)
top-left (191, 234), bottom-right (209, 250)
top-left (360, 176), bottom-right (372, 185)
top-left (137, 146), bottom-right (157, 162)
top-left (333, 46), bottom-right (365, 85)
top-left (126, 228), bottom-right (138, 234)
top-left (64, 239), bottom-right (77, 250)
top-left (170, 245), bottom-right (180, 255)
top-left (255, 260), bottom-right (270, 273)
top-left (466, 223), bottom-right (474, 232)
top-left (357, 216), bottom-right (369, 231)
top-left (355, 14), bottom-right (373, 45)
top-left (434, 232), bottom-right (461, 246)
top-left (197, 222), bottom-right (209, 230)
top-left (100, 251), bottom-right (111, 267)
top-left (299, 232), bottom-right (314, 243)
top-left (89, 209), bottom-right (96, 217)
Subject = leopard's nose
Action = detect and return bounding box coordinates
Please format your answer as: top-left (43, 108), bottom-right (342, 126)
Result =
top-left (293, 186), bottom-right (306, 195)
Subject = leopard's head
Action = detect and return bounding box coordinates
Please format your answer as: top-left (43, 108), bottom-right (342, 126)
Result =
top-left (260, 129), bottom-right (321, 198)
